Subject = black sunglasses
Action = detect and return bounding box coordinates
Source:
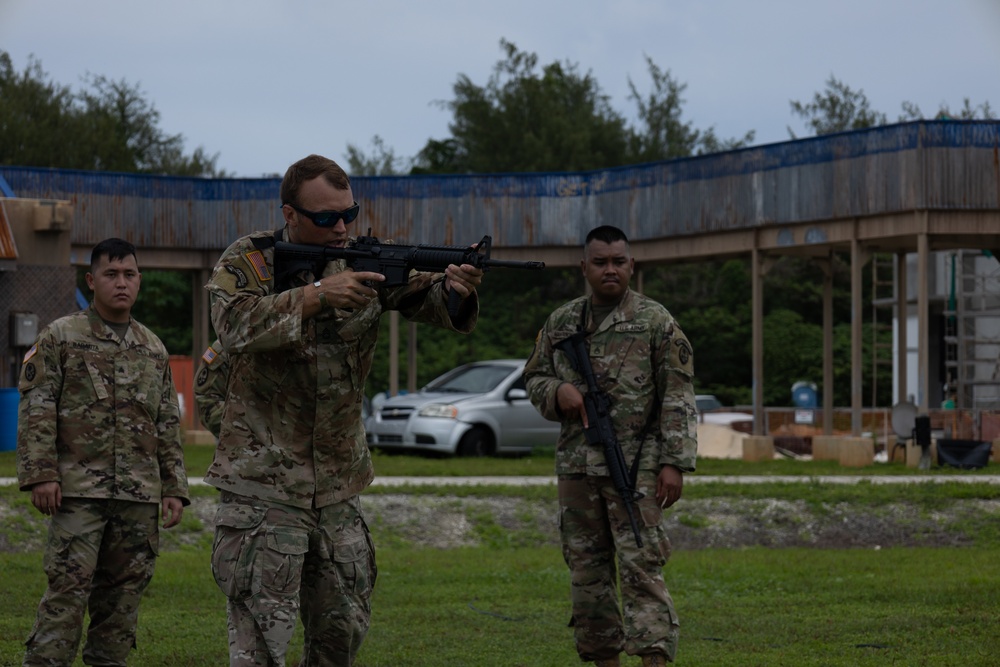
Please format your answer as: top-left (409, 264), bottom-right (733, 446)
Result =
top-left (283, 201), bottom-right (360, 227)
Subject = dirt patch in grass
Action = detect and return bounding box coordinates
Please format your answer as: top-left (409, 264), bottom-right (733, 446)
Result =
top-left (4, 494), bottom-right (999, 553)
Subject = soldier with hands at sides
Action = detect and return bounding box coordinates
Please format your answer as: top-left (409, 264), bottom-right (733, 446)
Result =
top-left (523, 225), bottom-right (697, 667)
top-left (16, 237), bottom-right (189, 666)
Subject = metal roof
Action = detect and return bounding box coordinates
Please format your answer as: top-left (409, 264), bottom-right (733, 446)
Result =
top-left (0, 120), bottom-right (997, 254)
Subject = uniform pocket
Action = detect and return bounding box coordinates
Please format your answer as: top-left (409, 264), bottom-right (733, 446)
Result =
top-left (262, 526), bottom-right (309, 595)
top-left (332, 533), bottom-right (375, 597)
top-left (211, 504), bottom-right (267, 600)
top-left (147, 531), bottom-right (160, 558)
top-left (133, 357), bottom-right (166, 416)
top-left (335, 301), bottom-right (380, 343)
top-left (639, 498), bottom-right (672, 566)
top-left (42, 519), bottom-right (78, 576)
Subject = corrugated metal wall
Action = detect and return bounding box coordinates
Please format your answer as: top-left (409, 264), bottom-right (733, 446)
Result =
top-left (1, 120), bottom-right (998, 252)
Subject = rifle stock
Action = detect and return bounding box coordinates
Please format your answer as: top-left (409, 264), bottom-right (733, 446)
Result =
top-left (274, 230), bottom-right (545, 316)
top-left (554, 331), bottom-right (645, 548)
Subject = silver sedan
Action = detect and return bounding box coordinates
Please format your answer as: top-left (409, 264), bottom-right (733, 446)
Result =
top-left (366, 359), bottom-right (559, 456)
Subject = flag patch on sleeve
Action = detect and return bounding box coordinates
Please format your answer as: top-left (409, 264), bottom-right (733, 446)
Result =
top-left (244, 250), bottom-right (272, 282)
top-left (201, 346), bottom-right (218, 365)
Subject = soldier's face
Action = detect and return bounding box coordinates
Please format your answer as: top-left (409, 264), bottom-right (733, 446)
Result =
top-left (87, 253), bottom-right (141, 323)
top-left (581, 239), bottom-right (633, 305)
top-left (283, 176), bottom-right (355, 248)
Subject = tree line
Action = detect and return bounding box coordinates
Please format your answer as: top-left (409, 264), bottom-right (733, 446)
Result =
top-left (2, 43), bottom-right (994, 407)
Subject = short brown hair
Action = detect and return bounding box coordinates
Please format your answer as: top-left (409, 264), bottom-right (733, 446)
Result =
top-left (280, 154), bottom-right (351, 206)
top-left (585, 225), bottom-right (628, 246)
top-left (91, 237), bottom-right (137, 270)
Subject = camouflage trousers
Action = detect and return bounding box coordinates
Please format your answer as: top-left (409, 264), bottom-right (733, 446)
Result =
top-left (23, 497), bottom-right (160, 667)
top-left (211, 492), bottom-right (377, 667)
top-left (558, 473), bottom-right (680, 663)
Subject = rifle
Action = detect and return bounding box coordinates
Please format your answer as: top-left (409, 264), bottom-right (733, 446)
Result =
top-left (554, 330), bottom-right (645, 548)
top-left (273, 229), bottom-right (545, 316)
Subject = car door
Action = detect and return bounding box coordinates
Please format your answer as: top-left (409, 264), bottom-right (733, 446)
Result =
top-left (498, 372), bottom-right (560, 450)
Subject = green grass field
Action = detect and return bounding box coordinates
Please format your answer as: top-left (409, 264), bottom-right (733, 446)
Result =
top-left (4, 443), bottom-right (1000, 481)
top-left (2, 448), bottom-right (1000, 665)
top-left (3, 542), bottom-right (998, 666)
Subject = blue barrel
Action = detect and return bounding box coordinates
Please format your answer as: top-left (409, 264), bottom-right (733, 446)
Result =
top-left (0, 387), bottom-right (19, 452)
top-left (791, 381), bottom-right (818, 408)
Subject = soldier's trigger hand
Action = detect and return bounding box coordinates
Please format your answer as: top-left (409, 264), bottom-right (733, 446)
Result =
top-left (556, 382), bottom-right (588, 429)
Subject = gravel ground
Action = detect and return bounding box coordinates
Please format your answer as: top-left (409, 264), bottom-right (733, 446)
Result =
top-left (5, 491), bottom-right (997, 554)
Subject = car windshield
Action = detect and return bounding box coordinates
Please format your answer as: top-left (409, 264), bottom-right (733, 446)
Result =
top-left (696, 395), bottom-right (723, 412)
top-left (425, 364), bottom-right (513, 394)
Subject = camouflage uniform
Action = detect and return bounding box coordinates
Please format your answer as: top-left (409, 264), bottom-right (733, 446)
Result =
top-left (194, 338), bottom-right (229, 438)
top-left (523, 289), bottom-right (697, 663)
top-left (16, 304), bottom-right (190, 666)
top-left (205, 228), bottom-right (477, 667)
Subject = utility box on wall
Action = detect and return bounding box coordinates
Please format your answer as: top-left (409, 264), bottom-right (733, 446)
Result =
top-left (10, 312), bottom-right (39, 347)
top-left (0, 197), bottom-right (74, 267)
top-left (32, 199), bottom-right (73, 232)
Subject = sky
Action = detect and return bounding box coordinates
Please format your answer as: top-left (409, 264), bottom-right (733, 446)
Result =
top-left (2, 0), bottom-right (999, 178)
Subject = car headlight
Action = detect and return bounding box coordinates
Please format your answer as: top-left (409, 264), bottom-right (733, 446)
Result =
top-left (418, 403), bottom-right (459, 419)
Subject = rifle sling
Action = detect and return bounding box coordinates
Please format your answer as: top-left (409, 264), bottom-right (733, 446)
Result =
top-left (250, 228), bottom-right (284, 251)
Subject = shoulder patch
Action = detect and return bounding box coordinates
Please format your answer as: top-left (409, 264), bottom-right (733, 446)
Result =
top-left (22, 344), bottom-right (37, 364)
top-left (225, 265), bottom-right (249, 289)
top-left (244, 250), bottom-right (272, 282)
top-left (524, 329), bottom-right (543, 372)
top-left (672, 338), bottom-right (694, 373)
top-left (196, 366), bottom-right (210, 387)
top-left (201, 346), bottom-right (219, 365)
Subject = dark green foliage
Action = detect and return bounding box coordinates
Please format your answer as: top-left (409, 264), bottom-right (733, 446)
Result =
top-left (130, 270), bottom-right (195, 355)
top-left (0, 51), bottom-right (224, 176)
top-left (627, 55), bottom-right (755, 160)
top-left (412, 40), bottom-right (752, 175)
top-left (790, 74), bottom-right (995, 139)
top-left (364, 267), bottom-right (582, 395)
top-left (788, 75), bottom-right (888, 138)
top-left (413, 39), bottom-right (631, 174)
top-left (763, 309), bottom-right (824, 406)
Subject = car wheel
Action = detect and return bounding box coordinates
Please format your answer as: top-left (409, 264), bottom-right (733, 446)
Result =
top-left (457, 426), bottom-right (495, 457)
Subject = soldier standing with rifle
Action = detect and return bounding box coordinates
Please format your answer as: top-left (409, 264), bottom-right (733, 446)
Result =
top-left (523, 225), bottom-right (697, 667)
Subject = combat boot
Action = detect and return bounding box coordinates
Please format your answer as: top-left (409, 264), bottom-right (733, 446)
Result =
top-left (641, 654), bottom-right (667, 667)
top-left (594, 657), bottom-right (620, 667)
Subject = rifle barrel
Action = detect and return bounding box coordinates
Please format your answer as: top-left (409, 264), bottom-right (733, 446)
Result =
top-left (485, 259), bottom-right (546, 270)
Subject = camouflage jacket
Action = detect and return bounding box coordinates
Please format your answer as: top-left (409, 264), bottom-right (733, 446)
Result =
top-left (204, 228), bottom-right (478, 509)
top-left (193, 338), bottom-right (228, 438)
top-left (523, 289), bottom-right (697, 476)
top-left (16, 305), bottom-right (190, 505)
